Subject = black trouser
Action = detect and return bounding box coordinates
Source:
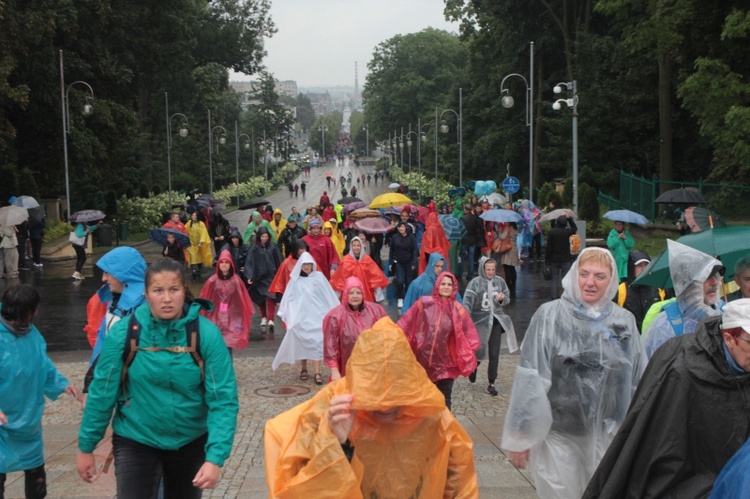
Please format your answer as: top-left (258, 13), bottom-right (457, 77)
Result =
top-left (0, 465), bottom-right (47, 499)
top-left (530, 233), bottom-right (543, 259)
top-left (113, 433), bottom-right (207, 499)
top-left (487, 320), bottom-right (504, 384)
top-left (73, 244), bottom-right (86, 272)
top-left (503, 264), bottom-right (517, 292)
top-left (17, 237), bottom-right (28, 267)
top-left (435, 378), bottom-right (455, 411)
top-left (30, 237), bottom-right (43, 265)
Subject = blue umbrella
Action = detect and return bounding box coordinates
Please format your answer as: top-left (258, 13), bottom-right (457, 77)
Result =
top-left (148, 228), bottom-right (191, 248)
top-left (603, 209), bottom-right (649, 225)
top-left (473, 180), bottom-right (498, 196)
top-left (11, 195), bottom-right (40, 209)
top-left (438, 214), bottom-right (467, 240)
top-left (480, 209), bottom-right (524, 224)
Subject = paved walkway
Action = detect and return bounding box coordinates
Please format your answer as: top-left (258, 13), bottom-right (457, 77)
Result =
top-left (3, 162), bottom-right (540, 498)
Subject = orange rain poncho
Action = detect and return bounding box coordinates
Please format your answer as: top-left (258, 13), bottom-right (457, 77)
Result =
top-left (265, 317), bottom-right (478, 498)
top-left (328, 237), bottom-right (389, 302)
top-left (418, 212), bottom-right (451, 275)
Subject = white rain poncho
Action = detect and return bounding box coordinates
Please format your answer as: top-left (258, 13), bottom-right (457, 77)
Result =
top-left (461, 256), bottom-right (518, 355)
top-left (501, 247), bottom-right (647, 499)
top-left (643, 240), bottom-right (723, 357)
top-left (273, 252), bottom-right (339, 369)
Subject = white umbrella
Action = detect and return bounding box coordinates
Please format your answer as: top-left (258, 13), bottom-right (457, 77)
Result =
top-left (12, 196), bottom-right (40, 209)
top-left (480, 193), bottom-right (507, 206)
top-left (388, 182), bottom-right (400, 189)
top-left (0, 205), bottom-right (29, 226)
top-left (540, 208), bottom-right (577, 223)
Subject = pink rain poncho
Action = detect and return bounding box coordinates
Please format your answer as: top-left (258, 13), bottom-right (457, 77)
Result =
top-left (397, 271), bottom-right (480, 382)
top-left (199, 249), bottom-right (255, 350)
top-left (323, 277), bottom-right (387, 376)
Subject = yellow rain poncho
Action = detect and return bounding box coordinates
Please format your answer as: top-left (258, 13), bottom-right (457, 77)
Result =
top-left (264, 317), bottom-right (478, 498)
top-left (186, 219), bottom-right (213, 266)
top-left (324, 220), bottom-right (346, 259)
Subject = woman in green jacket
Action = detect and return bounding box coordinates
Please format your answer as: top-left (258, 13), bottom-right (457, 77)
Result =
top-left (76, 258), bottom-right (239, 498)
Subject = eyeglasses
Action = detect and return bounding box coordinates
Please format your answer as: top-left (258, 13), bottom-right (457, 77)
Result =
top-left (737, 335), bottom-right (750, 345)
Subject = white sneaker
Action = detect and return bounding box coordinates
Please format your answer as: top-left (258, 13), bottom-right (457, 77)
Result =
top-left (33, 262), bottom-right (43, 267)
top-left (72, 272), bottom-right (84, 280)
top-left (260, 317), bottom-right (268, 329)
top-left (397, 298), bottom-right (403, 308)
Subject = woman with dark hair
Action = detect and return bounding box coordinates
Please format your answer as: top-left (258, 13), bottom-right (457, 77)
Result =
top-left (77, 258), bottom-right (238, 497)
top-left (388, 221), bottom-right (418, 311)
top-left (496, 222), bottom-right (522, 296)
top-left (209, 213), bottom-right (231, 261)
top-left (244, 227), bottom-right (282, 333)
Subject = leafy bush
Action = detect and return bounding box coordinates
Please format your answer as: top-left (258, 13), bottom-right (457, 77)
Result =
top-left (214, 176), bottom-right (274, 205)
top-left (387, 166), bottom-right (453, 206)
top-left (43, 219), bottom-right (75, 244)
top-left (117, 191), bottom-right (174, 233)
top-left (579, 183), bottom-right (603, 236)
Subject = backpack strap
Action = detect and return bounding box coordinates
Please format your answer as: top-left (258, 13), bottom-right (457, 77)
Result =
top-left (663, 301), bottom-right (684, 336)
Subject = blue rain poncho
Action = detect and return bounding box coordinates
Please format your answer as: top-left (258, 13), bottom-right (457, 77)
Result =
top-left (643, 240), bottom-right (723, 358)
top-left (501, 247), bottom-right (647, 499)
top-left (402, 252), bottom-right (461, 313)
top-left (0, 309), bottom-right (69, 473)
top-left (461, 256), bottom-right (518, 356)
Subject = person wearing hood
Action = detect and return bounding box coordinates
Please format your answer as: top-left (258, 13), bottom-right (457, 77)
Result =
top-left (82, 247), bottom-right (147, 391)
top-left (462, 257), bottom-right (518, 396)
top-left (323, 277), bottom-right (387, 381)
top-left (199, 250), bottom-right (255, 356)
top-left (614, 250), bottom-right (666, 332)
top-left (243, 210), bottom-right (277, 246)
top-left (584, 299), bottom-right (750, 499)
top-left (302, 219), bottom-right (340, 280)
top-left (324, 219), bottom-right (345, 259)
top-left (329, 236), bottom-right (389, 303)
top-left (1, 284), bottom-right (82, 498)
top-left (319, 191), bottom-right (330, 209)
top-left (186, 211), bottom-right (213, 280)
top-left (321, 203), bottom-right (336, 223)
top-left (402, 253), bottom-right (463, 313)
top-left (269, 208), bottom-right (287, 242)
top-left (208, 212), bottom-right (230, 262)
top-left (606, 221), bottom-right (635, 282)
top-left (77, 258), bottom-right (238, 496)
top-left (278, 215), bottom-right (306, 257)
top-left (264, 318), bottom-right (478, 497)
top-left (644, 240), bottom-right (725, 357)
top-left (418, 212), bottom-right (451, 275)
top-left (244, 227), bottom-right (282, 333)
top-left (397, 272), bottom-right (480, 410)
top-left (272, 252), bottom-right (339, 385)
top-left (270, 239), bottom-right (309, 297)
top-left (545, 213), bottom-right (578, 298)
top-left (219, 228), bottom-right (248, 275)
top-left (501, 247), bottom-right (646, 499)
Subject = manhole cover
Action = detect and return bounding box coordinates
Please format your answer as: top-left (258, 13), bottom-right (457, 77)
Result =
top-left (255, 385), bottom-right (311, 398)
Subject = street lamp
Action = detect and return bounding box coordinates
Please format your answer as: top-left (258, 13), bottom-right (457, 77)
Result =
top-left (207, 110), bottom-right (227, 193)
top-left (500, 41), bottom-right (535, 202)
top-left (362, 126), bottom-right (369, 158)
top-left (318, 125), bottom-right (328, 162)
top-left (234, 120), bottom-right (250, 205)
top-left (262, 130), bottom-right (268, 181)
top-left (552, 80), bottom-right (579, 212)
top-left (405, 125), bottom-right (419, 173)
top-left (438, 88), bottom-right (463, 186)
top-left (165, 92), bottom-right (189, 207)
top-left (59, 50), bottom-right (95, 218)
top-left (417, 119), bottom-right (432, 178)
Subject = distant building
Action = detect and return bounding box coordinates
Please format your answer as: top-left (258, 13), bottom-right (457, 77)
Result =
top-left (229, 79), bottom-right (298, 110)
top-left (307, 91), bottom-right (333, 116)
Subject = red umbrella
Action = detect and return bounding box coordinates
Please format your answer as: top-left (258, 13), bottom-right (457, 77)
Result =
top-left (353, 218), bottom-right (394, 234)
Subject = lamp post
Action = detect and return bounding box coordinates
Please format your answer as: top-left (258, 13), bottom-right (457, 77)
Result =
top-left (234, 120), bottom-right (250, 205)
top-left (500, 41), bottom-right (535, 202)
top-left (438, 88), bottom-right (463, 186)
top-left (418, 119), bottom-right (431, 178)
top-left (59, 50), bottom-right (95, 218)
top-left (318, 125), bottom-right (328, 162)
top-left (405, 125), bottom-right (418, 173)
top-left (262, 130), bottom-right (268, 181)
top-left (362, 126), bottom-right (369, 158)
top-left (552, 80), bottom-right (579, 212)
top-left (165, 92), bottom-right (189, 207)
top-left (434, 107), bottom-right (439, 199)
top-left (207, 110), bottom-right (227, 193)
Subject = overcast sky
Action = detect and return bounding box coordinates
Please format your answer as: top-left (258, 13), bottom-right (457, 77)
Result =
top-left (231, 0), bottom-right (458, 87)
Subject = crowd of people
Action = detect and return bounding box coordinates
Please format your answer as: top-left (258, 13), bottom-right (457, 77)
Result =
top-left (5, 168), bottom-right (750, 498)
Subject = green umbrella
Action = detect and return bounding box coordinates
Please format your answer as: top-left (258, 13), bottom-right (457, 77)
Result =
top-left (632, 226), bottom-right (750, 288)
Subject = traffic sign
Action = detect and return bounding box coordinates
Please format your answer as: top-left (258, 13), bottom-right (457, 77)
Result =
top-left (502, 176), bottom-right (520, 194)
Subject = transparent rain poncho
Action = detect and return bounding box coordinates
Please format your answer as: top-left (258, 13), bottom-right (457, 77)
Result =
top-left (501, 247), bottom-right (647, 499)
top-left (644, 240), bottom-right (723, 357)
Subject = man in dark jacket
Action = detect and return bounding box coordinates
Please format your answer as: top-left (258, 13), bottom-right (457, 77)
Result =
top-left (545, 214), bottom-right (577, 299)
top-left (614, 250), bottom-right (666, 332)
top-left (278, 216), bottom-right (306, 257)
top-left (459, 204), bottom-right (484, 280)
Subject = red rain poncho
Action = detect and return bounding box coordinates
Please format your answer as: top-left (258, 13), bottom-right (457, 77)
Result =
top-left (302, 232), bottom-right (340, 279)
top-left (328, 237), bottom-right (389, 302)
top-left (268, 253), bottom-right (297, 295)
top-left (265, 317), bottom-right (478, 498)
top-left (323, 277), bottom-right (387, 376)
top-left (418, 212), bottom-right (451, 275)
top-left (198, 250), bottom-right (254, 350)
top-left (397, 271), bottom-right (480, 382)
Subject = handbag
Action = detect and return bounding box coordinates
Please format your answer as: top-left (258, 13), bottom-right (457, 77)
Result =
top-left (69, 231), bottom-right (86, 246)
top-left (492, 236), bottom-right (513, 255)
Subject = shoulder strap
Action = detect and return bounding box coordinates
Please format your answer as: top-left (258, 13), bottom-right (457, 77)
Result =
top-left (120, 313), bottom-right (140, 382)
top-left (663, 301), bottom-right (684, 336)
top-left (186, 317), bottom-right (204, 381)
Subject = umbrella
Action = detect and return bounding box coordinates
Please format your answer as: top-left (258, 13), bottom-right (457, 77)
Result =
top-left (0, 205), bottom-right (28, 226)
top-left (148, 228), bottom-right (191, 248)
top-left (197, 194), bottom-right (225, 206)
top-left (388, 182), bottom-right (400, 189)
top-left (603, 209), bottom-right (650, 225)
top-left (632, 226), bottom-right (750, 288)
top-left (343, 201), bottom-right (367, 213)
top-left (438, 214), bottom-right (467, 240)
top-left (540, 208), bottom-right (577, 223)
top-left (11, 196), bottom-right (40, 209)
top-left (353, 218), bottom-right (394, 234)
top-left (69, 209), bottom-right (105, 223)
top-left (465, 180), bottom-right (477, 191)
top-left (188, 199), bottom-right (210, 209)
top-left (480, 193), bottom-right (507, 207)
top-left (347, 208), bottom-right (384, 220)
top-left (28, 206), bottom-right (46, 223)
top-left (682, 207), bottom-right (726, 233)
top-left (654, 188), bottom-right (707, 205)
top-left (338, 196), bottom-right (362, 205)
top-left (473, 180), bottom-right (498, 196)
top-left (370, 193), bottom-right (413, 209)
top-left (239, 199), bottom-right (269, 210)
top-left (480, 209), bottom-right (524, 224)
top-left (448, 187), bottom-right (467, 199)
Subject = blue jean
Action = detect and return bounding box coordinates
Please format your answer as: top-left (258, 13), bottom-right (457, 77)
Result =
top-left (113, 433), bottom-right (206, 499)
top-left (394, 262), bottom-right (414, 299)
top-left (459, 244), bottom-right (476, 278)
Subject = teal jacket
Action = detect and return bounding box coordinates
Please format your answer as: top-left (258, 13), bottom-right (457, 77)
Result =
top-left (607, 229), bottom-right (635, 281)
top-left (79, 301), bottom-right (238, 466)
